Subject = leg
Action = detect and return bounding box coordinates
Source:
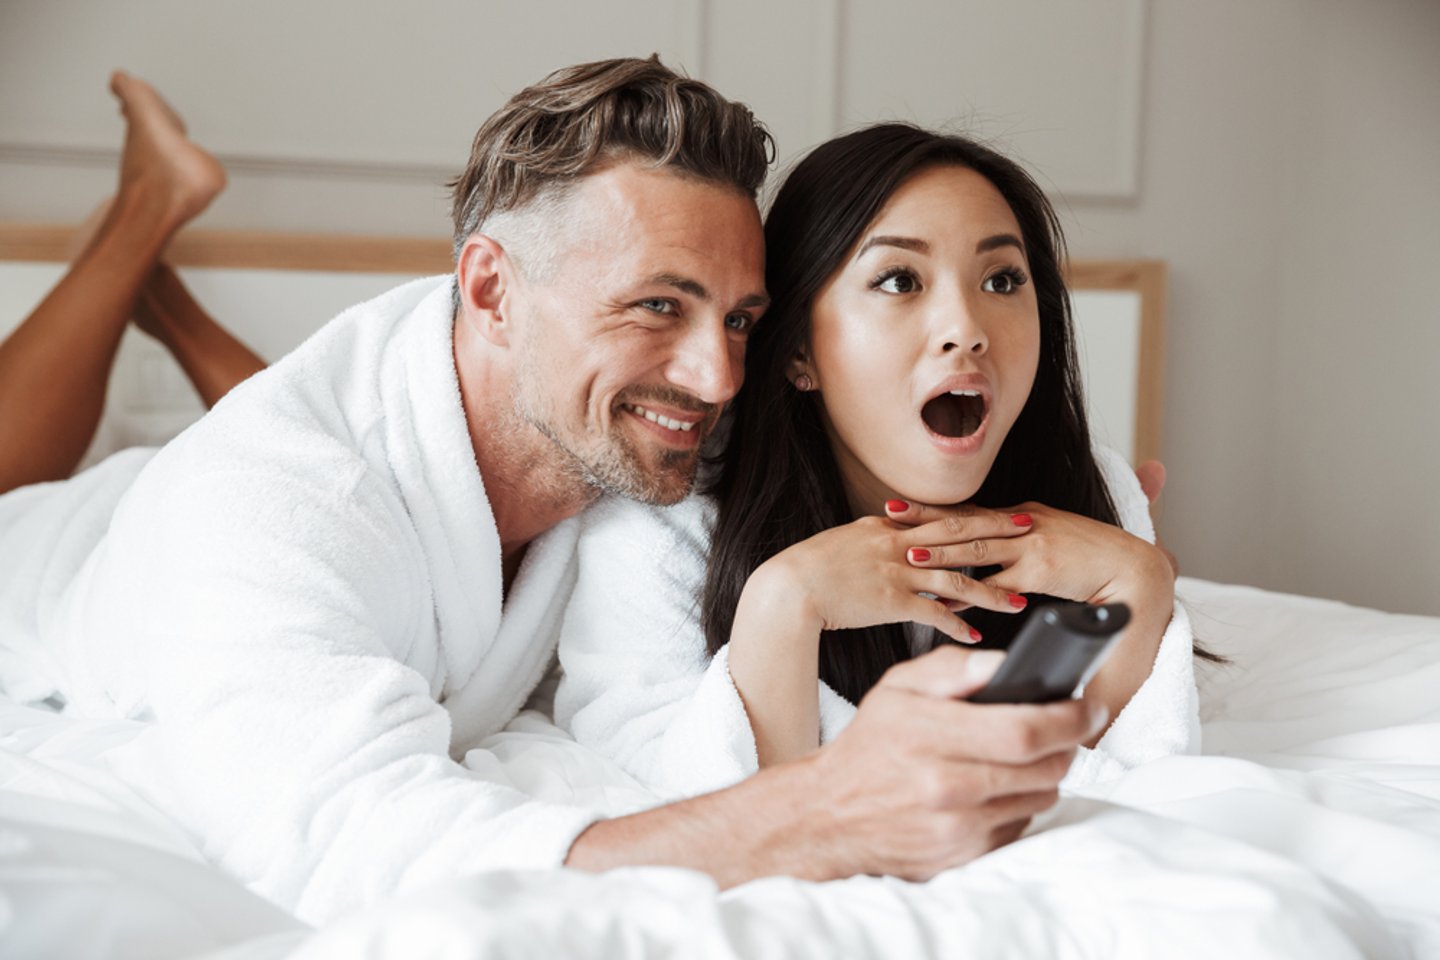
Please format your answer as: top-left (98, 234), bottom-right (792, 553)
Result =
top-left (135, 264), bottom-right (266, 409)
top-left (0, 71), bottom-right (224, 495)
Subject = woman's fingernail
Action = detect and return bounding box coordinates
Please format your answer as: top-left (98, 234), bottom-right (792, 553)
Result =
top-left (1008, 593), bottom-right (1027, 609)
top-left (887, 499), bottom-right (909, 513)
top-left (909, 548), bottom-right (931, 563)
top-left (1011, 513), bottom-right (1033, 527)
top-left (969, 626), bottom-right (983, 642)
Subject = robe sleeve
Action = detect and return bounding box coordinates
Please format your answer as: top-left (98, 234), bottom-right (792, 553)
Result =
top-left (1061, 445), bottom-right (1201, 789)
top-left (51, 439), bottom-right (598, 924)
top-left (555, 495), bottom-right (855, 800)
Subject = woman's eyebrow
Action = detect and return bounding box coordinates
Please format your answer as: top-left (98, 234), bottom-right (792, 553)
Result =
top-left (976, 233), bottom-right (1025, 255)
top-left (855, 235), bottom-right (929, 259)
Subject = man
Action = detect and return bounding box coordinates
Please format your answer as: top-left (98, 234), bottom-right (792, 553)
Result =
top-left (39, 57), bottom-right (1100, 922)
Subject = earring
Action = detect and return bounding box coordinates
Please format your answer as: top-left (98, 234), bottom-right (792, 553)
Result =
top-left (794, 374), bottom-right (813, 391)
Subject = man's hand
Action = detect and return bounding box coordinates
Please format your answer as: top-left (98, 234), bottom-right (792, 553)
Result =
top-left (788, 646), bottom-right (1105, 880)
top-left (567, 645), bottom-right (1105, 886)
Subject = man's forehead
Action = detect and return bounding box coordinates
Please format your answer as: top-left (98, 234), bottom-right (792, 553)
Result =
top-left (557, 163), bottom-right (765, 287)
top-left (571, 162), bottom-right (757, 224)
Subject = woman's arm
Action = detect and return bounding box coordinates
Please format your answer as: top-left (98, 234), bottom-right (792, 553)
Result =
top-left (724, 511), bottom-right (1034, 766)
top-left (725, 564), bottom-right (825, 767)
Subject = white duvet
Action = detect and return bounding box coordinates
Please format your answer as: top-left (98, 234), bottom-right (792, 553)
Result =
top-left (2, 577), bottom-right (1438, 959)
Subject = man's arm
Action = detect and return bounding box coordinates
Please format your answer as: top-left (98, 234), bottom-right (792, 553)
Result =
top-left (566, 646), bottom-right (1105, 884)
top-left (55, 444), bottom-right (598, 923)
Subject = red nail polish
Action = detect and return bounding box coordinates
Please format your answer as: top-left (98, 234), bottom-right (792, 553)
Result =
top-left (969, 627), bottom-right (983, 642)
top-left (909, 548), bottom-right (931, 563)
top-left (1011, 513), bottom-right (1033, 527)
top-left (1009, 593), bottom-right (1027, 609)
top-left (887, 499), bottom-right (909, 513)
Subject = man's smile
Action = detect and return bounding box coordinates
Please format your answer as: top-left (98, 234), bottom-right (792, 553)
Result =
top-left (621, 401), bottom-right (708, 449)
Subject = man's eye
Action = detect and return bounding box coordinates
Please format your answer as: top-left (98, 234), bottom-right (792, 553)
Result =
top-left (982, 269), bottom-right (1029, 294)
top-left (639, 299), bottom-right (679, 316)
top-left (724, 312), bottom-right (755, 334)
top-left (871, 268), bottom-right (920, 294)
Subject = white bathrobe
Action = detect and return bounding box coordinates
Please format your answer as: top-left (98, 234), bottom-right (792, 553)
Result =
top-left (554, 446), bottom-right (1201, 802)
top-left (0, 276), bottom-right (598, 923)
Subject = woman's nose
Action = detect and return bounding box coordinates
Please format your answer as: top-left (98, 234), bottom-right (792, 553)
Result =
top-left (936, 291), bottom-right (988, 355)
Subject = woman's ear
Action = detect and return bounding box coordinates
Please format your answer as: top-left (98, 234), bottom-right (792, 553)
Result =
top-left (455, 235), bottom-right (513, 347)
top-left (787, 351), bottom-right (817, 392)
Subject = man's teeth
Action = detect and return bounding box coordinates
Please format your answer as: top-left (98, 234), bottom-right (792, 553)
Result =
top-left (948, 389), bottom-right (981, 397)
top-left (627, 404), bottom-right (696, 432)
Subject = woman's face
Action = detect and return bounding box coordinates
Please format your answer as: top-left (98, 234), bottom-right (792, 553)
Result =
top-left (802, 164), bottom-right (1041, 512)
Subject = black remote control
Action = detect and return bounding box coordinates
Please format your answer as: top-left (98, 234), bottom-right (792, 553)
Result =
top-left (966, 602), bottom-right (1131, 704)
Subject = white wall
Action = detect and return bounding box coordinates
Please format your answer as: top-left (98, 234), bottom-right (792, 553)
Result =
top-left (1, 0), bottom-right (1437, 613)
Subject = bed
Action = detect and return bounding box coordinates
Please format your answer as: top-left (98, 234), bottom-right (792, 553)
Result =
top-left (3, 577), bottom-right (1438, 958)
top-left (1, 229), bottom-right (1437, 957)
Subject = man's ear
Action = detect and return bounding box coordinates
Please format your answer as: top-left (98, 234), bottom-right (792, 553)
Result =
top-left (456, 234), bottom-right (514, 347)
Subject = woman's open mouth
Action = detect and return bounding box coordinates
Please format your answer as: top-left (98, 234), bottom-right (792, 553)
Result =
top-left (921, 389), bottom-right (987, 439)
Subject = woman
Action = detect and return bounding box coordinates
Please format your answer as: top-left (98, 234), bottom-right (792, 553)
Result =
top-left (555, 123), bottom-right (1202, 798)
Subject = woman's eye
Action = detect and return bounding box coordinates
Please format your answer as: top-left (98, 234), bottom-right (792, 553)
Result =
top-left (982, 269), bottom-right (1028, 294)
top-left (872, 269), bottom-right (921, 294)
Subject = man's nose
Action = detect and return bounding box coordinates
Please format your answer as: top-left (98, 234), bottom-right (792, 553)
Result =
top-left (668, 318), bottom-right (741, 404)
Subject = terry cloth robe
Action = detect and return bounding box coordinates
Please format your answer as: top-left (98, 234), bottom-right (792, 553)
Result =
top-left (8, 276), bottom-right (598, 924)
top-left (554, 445), bottom-right (1201, 802)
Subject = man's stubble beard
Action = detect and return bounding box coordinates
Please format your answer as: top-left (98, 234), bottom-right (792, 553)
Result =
top-left (510, 347), bottom-right (700, 507)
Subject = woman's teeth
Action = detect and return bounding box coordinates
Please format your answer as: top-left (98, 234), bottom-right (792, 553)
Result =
top-left (626, 403), bottom-right (696, 432)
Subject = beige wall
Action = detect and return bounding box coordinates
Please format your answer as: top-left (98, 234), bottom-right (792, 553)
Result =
top-left (1, 0), bottom-right (1437, 613)
top-left (1071, 0), bottom-right (1440, 614)
top-left (1267, 0), bottom-right (1440, 613)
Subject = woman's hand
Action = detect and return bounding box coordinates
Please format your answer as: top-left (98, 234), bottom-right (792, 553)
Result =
top-left (727, 503), bottom-right (1032, 768)
top-left (752, 504), bottom-right (1036, 645)
top-left (889, 500), bottom-right (1171, 610)
top-left (890, 500), bottom-right (1176, 744)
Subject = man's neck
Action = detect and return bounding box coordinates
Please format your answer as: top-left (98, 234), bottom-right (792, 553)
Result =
top-left (453, 319), bottom-right (597, 566)
top-left (478, 441), bottom-right (598, 557)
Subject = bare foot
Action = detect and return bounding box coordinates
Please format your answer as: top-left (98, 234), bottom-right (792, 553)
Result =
top-left (110, 70), bottom-right (226, 230)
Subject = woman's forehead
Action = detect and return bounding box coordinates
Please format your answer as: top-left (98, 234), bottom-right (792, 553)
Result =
top-left (866, 165), bottom-right (1020, 242)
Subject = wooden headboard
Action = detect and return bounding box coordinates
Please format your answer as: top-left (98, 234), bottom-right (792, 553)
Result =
top-left (0, 224), bottom-right (1164, 465)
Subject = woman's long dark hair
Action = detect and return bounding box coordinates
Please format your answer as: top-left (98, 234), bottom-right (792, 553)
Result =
top-left (702, 123), bottom-right (1211, 706)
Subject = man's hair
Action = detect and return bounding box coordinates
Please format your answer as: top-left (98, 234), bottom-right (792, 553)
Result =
top-left (449, 55), bottom-right (773, 273)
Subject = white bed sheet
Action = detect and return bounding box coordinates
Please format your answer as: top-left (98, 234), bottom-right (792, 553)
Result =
top-left (2, 577), bottom-right (1438, 959)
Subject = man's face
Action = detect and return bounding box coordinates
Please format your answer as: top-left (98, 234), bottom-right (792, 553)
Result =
top-left (505, 164), bottom-right (767, 504)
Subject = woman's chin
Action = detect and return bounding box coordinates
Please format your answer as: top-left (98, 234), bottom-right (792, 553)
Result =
top-left (890, 478), bottom-right (985, 508)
